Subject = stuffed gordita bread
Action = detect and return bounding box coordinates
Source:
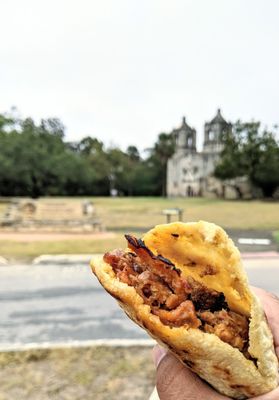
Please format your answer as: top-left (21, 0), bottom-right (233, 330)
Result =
top-left (90, 221), bottom-right (278, 399)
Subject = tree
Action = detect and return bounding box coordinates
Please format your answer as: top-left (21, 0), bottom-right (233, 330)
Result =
top-left (0, 113), bottom-right (16, 131)
top-left (77, 137), bottom-right (104, 155)
top-left (0, 109), bottom-right (178, 197)
top-left (106, 148), bottom-right (132, 195)
top-left (126, 145), bottom-right (140, 162)
top-left (253, 132), bottom-right (279, 197)
top-left (77, 137), bottom-right (111, 195)
top-left (215, 121), bottom-right (279, 197)
top-left (40, 118), bottom-right (65, 138)
top-left (146, 133), bottom-right (175, 196)
top-left (0, 114), bottom-right (95, 197)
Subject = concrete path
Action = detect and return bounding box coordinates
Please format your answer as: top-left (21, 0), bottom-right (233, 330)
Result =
top-left (0, 256), bottom-right (278, 348)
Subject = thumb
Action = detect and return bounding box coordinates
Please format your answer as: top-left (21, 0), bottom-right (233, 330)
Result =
top-left (153, 345), bottom-right (228, 400)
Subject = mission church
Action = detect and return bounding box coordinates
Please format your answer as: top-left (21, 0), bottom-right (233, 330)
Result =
top-left (167, 109), bottom-right (246, 198)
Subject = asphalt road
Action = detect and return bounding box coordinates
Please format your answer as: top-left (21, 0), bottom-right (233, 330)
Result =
top-left (0, 259), bottom-right (278, 347)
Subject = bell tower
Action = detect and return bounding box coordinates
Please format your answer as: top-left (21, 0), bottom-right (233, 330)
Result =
top-left (203, 109), bottom-right (232, 153)
top-left (174, 116), bottom-right (196, 153)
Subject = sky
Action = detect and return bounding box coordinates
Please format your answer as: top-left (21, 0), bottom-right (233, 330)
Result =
top-left (1, 0), bottom-right (279, 151)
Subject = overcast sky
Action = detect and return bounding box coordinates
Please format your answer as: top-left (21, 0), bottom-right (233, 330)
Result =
top-left (1, 0), bottom-right (278, 151)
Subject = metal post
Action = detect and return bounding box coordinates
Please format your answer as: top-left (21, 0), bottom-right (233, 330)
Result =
top-left (178, 209), bottom-right (183, 221)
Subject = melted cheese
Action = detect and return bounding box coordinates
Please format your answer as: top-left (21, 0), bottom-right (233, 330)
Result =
top-left (143, 221), bottom-right (251, 316)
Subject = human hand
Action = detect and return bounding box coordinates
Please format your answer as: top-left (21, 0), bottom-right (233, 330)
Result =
top-left (152, 287), bottom-right (279, 400)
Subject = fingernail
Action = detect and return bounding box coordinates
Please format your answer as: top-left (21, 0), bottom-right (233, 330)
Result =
top-left (152, 345), bottom-right (167, 368)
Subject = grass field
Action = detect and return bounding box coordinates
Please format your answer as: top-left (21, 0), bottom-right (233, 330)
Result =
top-left (0, 346), bottom-right (155, 400)
top-left (89, 197), bottom-right (279, 230)
top-left (0, 235), bottom-right (127, 261)
top-left (0, 197), bottom-right (278, 260)
top-left (1, 197), bottom-right (279, 229)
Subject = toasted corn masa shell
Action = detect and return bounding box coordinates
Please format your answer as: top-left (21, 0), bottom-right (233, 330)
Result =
top-left (91, 221), bottom-right (279, 399)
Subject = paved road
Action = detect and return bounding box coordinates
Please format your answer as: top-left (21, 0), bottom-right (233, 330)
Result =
top-left (0, 258), bottom-right (278, 347)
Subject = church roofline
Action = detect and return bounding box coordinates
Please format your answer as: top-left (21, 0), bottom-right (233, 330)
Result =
top-left (171, 116), bottom-right (196, 134)
top-left (206, 108), bottom-right (230, 126)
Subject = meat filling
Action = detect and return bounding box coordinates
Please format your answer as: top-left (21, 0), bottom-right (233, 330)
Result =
top-left (103, 236), bottom-right (250, 355)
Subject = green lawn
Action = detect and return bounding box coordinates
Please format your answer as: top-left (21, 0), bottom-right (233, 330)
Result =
top-left (274, 231), bottom-right (279, 244)
top-left (0, 197), bottom-right (279, 260)
top-left (1, 197), bottom-right (279, 230)
top-left (36, 196), bottom-right (279, 230)
top-left (0, 235), bottom-right (128, 261)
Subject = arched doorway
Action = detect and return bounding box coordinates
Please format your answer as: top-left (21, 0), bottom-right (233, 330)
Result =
top-left (187, 186), bottom-right (194, 197)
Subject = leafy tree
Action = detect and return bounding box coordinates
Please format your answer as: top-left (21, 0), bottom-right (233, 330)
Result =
top-left (126, 145), bottom-right (140, 162)
top-left (40, 118), bottom-right (65, 138)
top-left (106, 147), bottom-right (150, 196)
top-left (215, 121), bottom-right (279, 197)
top-left (77, 137), bottom-right (111, 195)
top-left (0, 115), bottom-right (95, 197)
top-left (77, 137), bottom-right (104, 155)
top-left (106, 148), bottom-right (131, 195)
top-left (0, 109), bottom-right (175, 197)
top-left (146, 132), bottom-right (175, 196)
top-left (252, 132), bottom-right (279, 197)
top-left (0, 113), bottom-right (16, 131)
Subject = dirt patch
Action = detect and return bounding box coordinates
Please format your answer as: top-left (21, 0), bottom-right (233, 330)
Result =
top-left (0, 346), bottom-right (155, 400)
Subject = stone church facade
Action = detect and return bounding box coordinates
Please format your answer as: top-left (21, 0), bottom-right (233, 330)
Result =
top-left (167, 109), bottom-right (246, 198)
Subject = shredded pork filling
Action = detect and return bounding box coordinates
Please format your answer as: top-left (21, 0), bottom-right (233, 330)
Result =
top-left (104, 238), bottom-right (250, 355)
